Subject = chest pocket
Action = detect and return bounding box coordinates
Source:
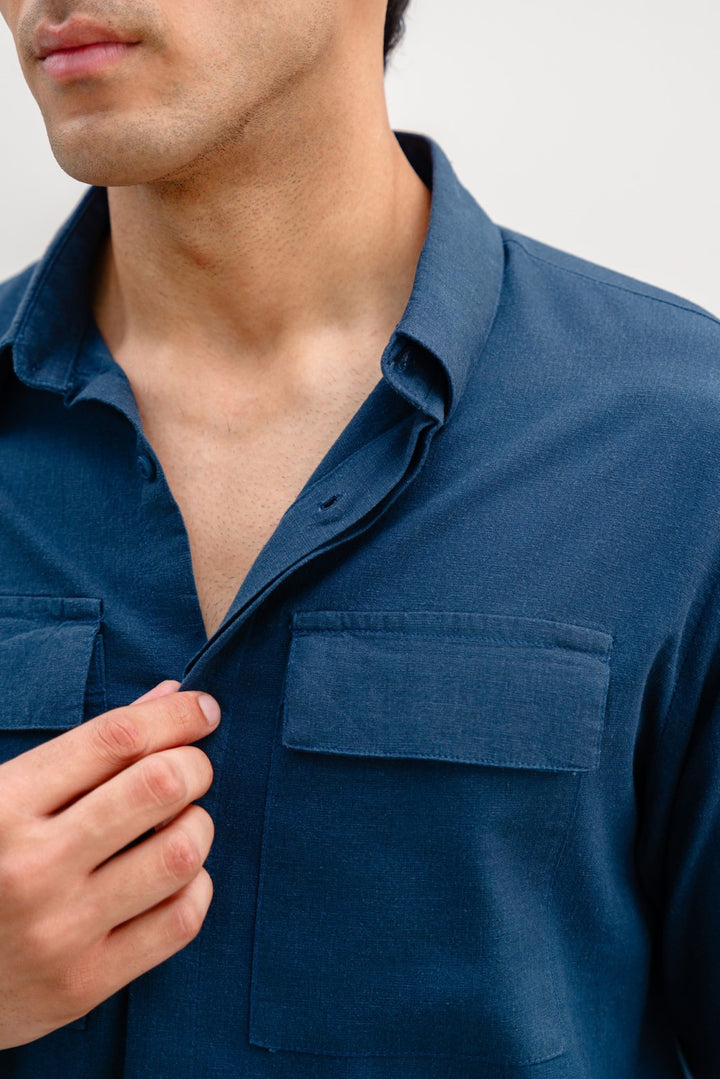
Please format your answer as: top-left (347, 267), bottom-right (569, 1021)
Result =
top-left (0, 596), bottom-right (106, 761)
top-left (0, 596), bottom-right (106, 1035)
top-left (250, 611), bottom-right (612, 1066)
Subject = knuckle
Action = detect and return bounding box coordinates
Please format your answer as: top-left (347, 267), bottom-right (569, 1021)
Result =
top-left (54, 959), bottom-right (99, 1017)
top-left (92, 712), bottom-right (147, 766)
top-left (161, 832), bottom-right (202, 881)
top-left (138, 757), bottom-right (187, 808)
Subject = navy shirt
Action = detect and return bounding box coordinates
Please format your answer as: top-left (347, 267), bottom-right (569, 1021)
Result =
top-left (0, 132), bottom-right (719, 1078)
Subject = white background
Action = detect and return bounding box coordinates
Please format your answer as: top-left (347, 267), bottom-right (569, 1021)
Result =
top-left (1, 0), bottom-right (719, 315)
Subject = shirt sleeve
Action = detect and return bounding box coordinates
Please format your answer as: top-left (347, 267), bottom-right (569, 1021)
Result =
top-left (639, 587), bottom-right (720, 1078)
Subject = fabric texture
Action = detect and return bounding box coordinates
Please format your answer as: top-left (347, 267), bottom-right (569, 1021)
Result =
top-left (0, 132), bottom-right (718, 1077)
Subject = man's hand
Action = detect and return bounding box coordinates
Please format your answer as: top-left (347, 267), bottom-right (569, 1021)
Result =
top-left (0, 680), bottom-right (221, 1049)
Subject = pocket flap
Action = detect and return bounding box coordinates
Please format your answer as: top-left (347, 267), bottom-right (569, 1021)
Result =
top-left (0, 596), bottom-right (104, 729)
top-left (283, 611), bottom-right (612, 772)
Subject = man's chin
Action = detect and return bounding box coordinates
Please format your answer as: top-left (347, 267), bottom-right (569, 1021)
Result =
top-left (47, 139), bottom-right (179, 189)
top-left (43, 111), bottom-right (252, 190)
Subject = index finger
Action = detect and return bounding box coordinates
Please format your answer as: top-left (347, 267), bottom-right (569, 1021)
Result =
top-left (2, 686), bottom-right (221, 817)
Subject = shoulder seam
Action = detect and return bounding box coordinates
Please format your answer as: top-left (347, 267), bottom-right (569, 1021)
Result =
top-left (503, 235), bottom-right (720, 331)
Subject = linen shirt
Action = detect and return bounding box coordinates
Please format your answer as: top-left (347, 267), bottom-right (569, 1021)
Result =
top-left (0, 133), bottom-right (719, 1078)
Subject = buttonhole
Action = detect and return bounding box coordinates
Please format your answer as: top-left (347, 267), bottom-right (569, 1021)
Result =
top-left (318, 493), bottom-right (343, 511)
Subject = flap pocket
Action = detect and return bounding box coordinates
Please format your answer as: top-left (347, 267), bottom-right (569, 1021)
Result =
top-left (251, 611), bottom-right (614, 1062)
top-left (0, 596), bottom-right (106, 730)
top-left (284, 611), bottom-right (612, 772)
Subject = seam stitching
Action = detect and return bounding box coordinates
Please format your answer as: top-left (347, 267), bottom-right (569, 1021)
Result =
top-left (504, 236), bottom-right (720, 330)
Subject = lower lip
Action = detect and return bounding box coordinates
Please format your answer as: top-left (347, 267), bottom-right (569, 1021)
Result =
top-left (41, 42), bottom-right (137, 81)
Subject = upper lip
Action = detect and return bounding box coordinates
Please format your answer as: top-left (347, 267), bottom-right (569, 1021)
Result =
top-left (33, 19), bottom-right (137, 59)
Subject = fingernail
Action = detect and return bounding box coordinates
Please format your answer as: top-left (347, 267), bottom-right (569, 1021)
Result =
top-left (198, 694), bottom-right (221, 728)
top-left (133, 680), bottom-right (181, 704)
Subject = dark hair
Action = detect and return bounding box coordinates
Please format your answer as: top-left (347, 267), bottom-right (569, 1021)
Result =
top-left (384, 0), bottom-right (411, 66)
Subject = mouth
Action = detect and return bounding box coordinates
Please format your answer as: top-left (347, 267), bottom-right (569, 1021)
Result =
top-left (33, 18), bottom-right (140, 80)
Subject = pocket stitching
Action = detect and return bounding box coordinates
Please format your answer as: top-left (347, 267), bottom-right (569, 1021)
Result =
top-left (293, 627), bottom-right (609, 658)
top-left (284, 742), bottom-right (592, 772)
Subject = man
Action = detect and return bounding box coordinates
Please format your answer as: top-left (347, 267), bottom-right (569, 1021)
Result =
top-left (0, 0), bottom-right (718, 1075)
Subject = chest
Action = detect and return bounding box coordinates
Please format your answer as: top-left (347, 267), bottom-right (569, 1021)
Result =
top-left (138, 371), bottom-right (381, 640)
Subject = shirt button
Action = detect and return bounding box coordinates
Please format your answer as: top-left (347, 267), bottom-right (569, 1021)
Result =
top-left (136, 453), bottom-right (157, 481)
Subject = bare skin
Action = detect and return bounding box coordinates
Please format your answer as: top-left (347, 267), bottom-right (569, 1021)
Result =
top-left (91, 41), bottom-right (430, 637)
top-left (2, 0), bottom-right (431, 637)
top-left (0, 681), bottom-right (220, 1048)
top-left (0, 0), bottom-right (430, 1045)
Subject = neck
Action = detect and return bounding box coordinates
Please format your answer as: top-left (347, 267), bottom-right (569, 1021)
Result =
top-left (94, 89), bottom-right (431, 381)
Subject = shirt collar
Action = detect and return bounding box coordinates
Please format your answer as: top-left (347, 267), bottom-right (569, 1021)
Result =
top-left (0, 133), bottom-right (505, 423)
top-left (0, 187), bottom-right (109, 395)
top-left (392, 132), bottom-right (504, 419)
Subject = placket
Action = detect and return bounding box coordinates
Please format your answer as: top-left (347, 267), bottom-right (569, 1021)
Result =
top-left (120, 356), bottom-right (444, 1079)
top-left (180, 408), bottom-right (438, 685)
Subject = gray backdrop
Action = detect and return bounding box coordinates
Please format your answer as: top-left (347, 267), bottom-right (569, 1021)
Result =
top-left (1, 0), bottom-right (719, 315)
